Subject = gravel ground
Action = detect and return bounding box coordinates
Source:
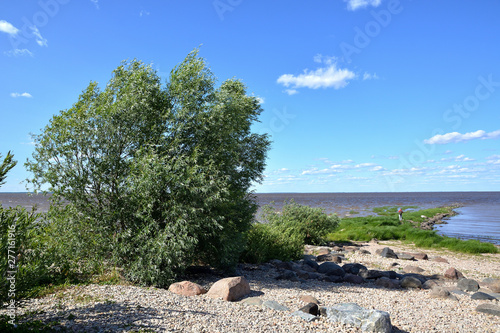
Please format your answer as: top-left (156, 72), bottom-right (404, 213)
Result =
top-left (3, 241), bottom-right (500, 332)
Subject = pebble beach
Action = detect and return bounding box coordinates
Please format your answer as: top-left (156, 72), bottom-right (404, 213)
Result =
top-left (4, 241), bottom-right (500, 333)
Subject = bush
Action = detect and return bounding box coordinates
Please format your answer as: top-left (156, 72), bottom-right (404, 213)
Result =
top-left (240, 223), bottom-right (303, 264)
top-left (263, 200), bottom-right (340, 245)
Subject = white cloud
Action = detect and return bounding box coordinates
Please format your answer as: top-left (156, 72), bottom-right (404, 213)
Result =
top-left (424, 130), bottom-right (500, 144)
top-left (90, 0), bottom-right (99, 9)
top-left (140, 10), bottom-right (150, 17)
top-left (10, 92), bottom-right (32, 98)
top-left (284, 89), bottom-right (298, 95)
top-left (344, 0), bottom-right (382, 11)
top-left (256, 97), bottom-right (265, 104)
top-left (277, 63), bottom-right (356, 90)
top-left (313, 54), bottom-right (337, 65)
top-left (0, 20), bottom-right (19, 35)
top-left (3, 48), bottom-right (33, 57)
top-left (363, 72), bottom-right (379, 80)
top-left (30, 26), bottom-right (47, 47)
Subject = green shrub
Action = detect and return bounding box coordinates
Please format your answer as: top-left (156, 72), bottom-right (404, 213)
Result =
top-left (240, 223), bottom-right (303, 264)
top-left (262, 200), bottom-right (340, 246)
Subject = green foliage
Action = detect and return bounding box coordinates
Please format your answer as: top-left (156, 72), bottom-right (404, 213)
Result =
top-left (241, 201), bottom-right (340, 264)
top-left (327, 206), bottom-right (499, 254)
top-left (263, 200), bottom-right (340, 245)
top-left (241, 223), bottom-right (304, 264)
top-left (25, 49), bottom-right (270, 287)
top-left (0, 151), bottom-right (17, 187)
top-left (0, 206), bottom-right (48, 304)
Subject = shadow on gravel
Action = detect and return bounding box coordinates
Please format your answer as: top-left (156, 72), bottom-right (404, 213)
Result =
top-left (19, 301), bottom-right (216, 332)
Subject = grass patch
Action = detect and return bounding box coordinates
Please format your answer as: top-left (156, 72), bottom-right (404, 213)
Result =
top-left (327, 206), bottom-right (498, 254)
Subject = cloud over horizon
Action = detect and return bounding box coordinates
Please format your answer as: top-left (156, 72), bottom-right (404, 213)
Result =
top-left (424, 130), bottom-right (500, 144)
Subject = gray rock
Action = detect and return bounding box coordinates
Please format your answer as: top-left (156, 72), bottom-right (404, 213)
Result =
top-left (275, 270), bottom-right (300, 282)
top-left (449, 289), bottom-right (468, 296)
top-left (317, 254), bottom-right (343, 263)
top-left (241, 297), bottom-right (263, 306)
top-left (299, 294), bottom-right (320, 304)
top-left (423, 280), bottom-right (441, 290)
top-left (262, 300), bottom-right (290, 312)
top-left (359, 269), bottom-right (384, 279)
top-left (379, 247), bottom-right (398, 259)
top-left (403, 265), bottom-right (424, 274)
top-left (290, 311), bottom-right (319, 322)
top-left (401, 276), bottom-right (422, 289)
top-left (343, 263), bottom-right (367, 275)
top-left (475, 303), bottom-right (500, 317)
top-left (325, 303), bottom-right (392, 333)
top-left (317, 262), bottom-right (345, 277)
top-left (471, 292), bottom-right (496, 300)
top-left (344, 273), bottom-right (365, 284)
top-left (396, 253), bottom-right (415, 261)
top-left (303, 258), bottom-right (319, 271)
top-left (380, 271), bottom-right (398, 280)
top-left (375, 277), bottom-right (400, 289)
top-left (299, 302), bottom-right (319, 316)
top-left (457, 278), bottom-right (480, 292)
top-left (429, 287), bottom-right (458, 301)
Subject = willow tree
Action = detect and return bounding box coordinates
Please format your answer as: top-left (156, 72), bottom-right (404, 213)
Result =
top-left (26, 50), bottom-right (270, 286)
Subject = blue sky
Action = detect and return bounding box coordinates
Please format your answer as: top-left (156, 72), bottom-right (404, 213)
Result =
top-left (1, 0), bottom-right (500, 193)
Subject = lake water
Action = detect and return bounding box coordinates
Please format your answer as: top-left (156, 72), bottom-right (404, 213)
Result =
top-left (1, 191), bottom-right (499, 245)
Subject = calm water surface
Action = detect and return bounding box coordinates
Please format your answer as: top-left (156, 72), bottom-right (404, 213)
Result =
top-left (1, 191), bottom-right (499, 245)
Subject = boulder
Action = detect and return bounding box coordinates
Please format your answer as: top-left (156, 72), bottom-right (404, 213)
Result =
top-left (303, 258), bottom-right (319, 271)
top-left (317, 262), bottom-right (345, 277)
top-left (269, 259), bottom-right (293, 271)
top-left (482, 278), bottom-right (500, 293)
top-left (317, 254), bottom-right (342, 263)
top-left (379, 247), bottom-right (398, 259)
top-left (241, 297), bottom-right (263, 307)
top-left (471, 292), bottom-right (496, 300)
top-left (262, 300), bottom-right (290, 312)
top-left (423, 280), bottom-right (442, 290)
top-left (343, 263), bottom-right (367, 275)
top-left (344, 273), bottom-right (365, 284)
top-left (403, 266), bottom-right (425, 274)
top-left (299, 302), bottom-right (319, 316)
top-left (457, 278), bottom-right (480, 292)
top-left (290, 311), bottom-right (318, 322)
top-left (299, 295), bottom-right (320, 304)
top-left (359, 269), bottom-right (384, 280)
top-left (429, 287), bottom-right (458, 301)
top-left (475, 303), bottom-right (500, 317)
top-left (275, 270), bottom-right (300, 282)
top-left (410, 252), bottom-right (429, 260)
top-left (444, 268), bottom-right (465, 280)
top-left (325, 303), bottom-right (392, 333)
top-left (375, 277), bottom-right (400, 289)
top-left (168, 281), bottom-right (207, 296)
top-left (396, 253), bottom-right (415, 261)
top-left (432, 256), bottom-right (449, 264)
top-left (206, 276), bottom-right (250, 302)
top-left (401, 276), bottom-right (422, 289)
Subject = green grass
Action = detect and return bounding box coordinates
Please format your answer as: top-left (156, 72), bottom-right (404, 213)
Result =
top-left (326, 206), bottom-right (499, 254)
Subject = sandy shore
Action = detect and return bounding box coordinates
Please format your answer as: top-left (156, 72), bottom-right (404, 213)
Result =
top-left (3, 241), bottom-right (500, 332)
